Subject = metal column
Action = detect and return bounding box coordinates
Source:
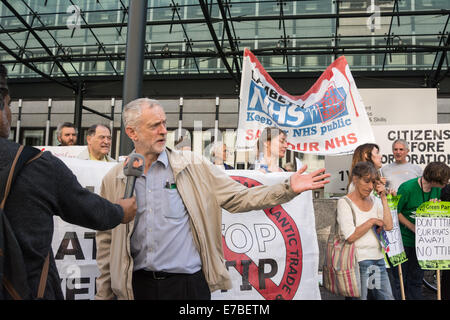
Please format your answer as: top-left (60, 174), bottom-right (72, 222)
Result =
top-left (15, 99), bottom-right (22, 143)
top-left (119, 0), bottom-right (148, 156)
top-left (74, 82), bottom-right (83, 145)
top-left (45, 98), bottom-right (52, 146)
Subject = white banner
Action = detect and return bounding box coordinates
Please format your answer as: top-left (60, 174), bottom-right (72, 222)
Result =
top-left (35, 145), bottom-right (87, 158)
top-left (212, 171), bottom-right (320, 300)
top-left (48, 153), bottom-right (320, 300)
top-left (51, 157), bottom-right (117, 300)
top-left (324, 123), bottom-right (450, 195)
top-left (372, 123), bottom-right (450, 169)
top-left (236, 49), bottom-right (375, 155)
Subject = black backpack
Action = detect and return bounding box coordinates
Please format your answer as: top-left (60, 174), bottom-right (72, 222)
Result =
top-left (0, 145), bottom-right (49, 300)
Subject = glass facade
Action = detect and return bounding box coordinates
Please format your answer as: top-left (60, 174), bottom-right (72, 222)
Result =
top-left (0, 0), bottom-right (449, 79)
top-left (1, 1), bottom-right (449, 185)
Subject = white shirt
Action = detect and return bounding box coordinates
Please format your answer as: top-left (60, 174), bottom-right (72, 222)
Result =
top-left (337, 196), bottom-right (384, 262)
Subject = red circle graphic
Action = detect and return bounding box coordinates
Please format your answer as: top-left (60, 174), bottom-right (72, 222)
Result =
top-left (221, 175), bottom-right (303, 300)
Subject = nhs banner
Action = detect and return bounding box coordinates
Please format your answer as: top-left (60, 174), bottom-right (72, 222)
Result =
top-left (236, 49), bottom-right (375, 155)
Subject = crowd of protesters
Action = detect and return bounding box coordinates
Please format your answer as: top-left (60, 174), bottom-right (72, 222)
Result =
top-left (1, 60), bottom-right (449, 301)
top-left (336, 141), bottom-right (450, 300)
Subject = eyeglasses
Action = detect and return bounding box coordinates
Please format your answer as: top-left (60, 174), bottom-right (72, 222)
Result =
top-left (97, 135), bottom-right (112, 141)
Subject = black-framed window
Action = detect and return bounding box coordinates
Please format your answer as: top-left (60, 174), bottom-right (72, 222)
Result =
top-left (21, 128), bottom-right (45, 146)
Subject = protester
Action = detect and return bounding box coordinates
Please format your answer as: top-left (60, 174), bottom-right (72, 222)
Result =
top-left (250, 126), bottom-right (288, 172)
top-left (78, 124), bottom-right (115, 161)
top-left (56, 122), bottom-right (77, 146)
top-left (209, 141), bottom-right (234, 170)
top-left (380, 139), bottom-right (423, 300)
top-left (348, 143), bottom-right (384, 192)
top-left (337, 161), bottom-right (394, 300)
top-left (95, 98), bottom-right (331, 300)
top-left (397, 161), bottom-right (450, 299)
top-left (380, 139), bottom-right (422, 193)
top-left (0, 64), bottom-right (136, 299)
top-left (440, 183), bottom-right (450, 300)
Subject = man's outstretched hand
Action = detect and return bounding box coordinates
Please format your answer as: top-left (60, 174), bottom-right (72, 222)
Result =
top-left (290, 165), bottom-right (331, 194)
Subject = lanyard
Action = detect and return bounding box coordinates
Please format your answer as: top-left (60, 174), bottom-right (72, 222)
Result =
top-left (419, 177), bottom-right (431, 203)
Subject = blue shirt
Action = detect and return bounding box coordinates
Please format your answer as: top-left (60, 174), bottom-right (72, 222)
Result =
top-left (131, 150), bottom-right (202, 273)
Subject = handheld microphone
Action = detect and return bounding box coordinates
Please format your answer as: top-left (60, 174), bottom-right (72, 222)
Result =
top-left (123, 153), bottom-right (145, 198)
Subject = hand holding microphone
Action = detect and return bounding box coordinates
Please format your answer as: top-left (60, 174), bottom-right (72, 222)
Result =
top-left (123, 153), bottom-right (145, 198)
top-left (119, 153), bottom-right (145, 224)
top-left (118, 197), bottom-right (137, 224)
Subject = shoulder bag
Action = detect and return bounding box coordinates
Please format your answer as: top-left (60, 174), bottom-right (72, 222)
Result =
top-left (322, 196), bottom-right (361, 298)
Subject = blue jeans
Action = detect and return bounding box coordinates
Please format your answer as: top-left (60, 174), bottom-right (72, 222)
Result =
top-left (359, 259), bottom-right (394, 300)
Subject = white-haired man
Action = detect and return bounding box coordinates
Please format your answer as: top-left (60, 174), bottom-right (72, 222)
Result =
top-left (380, 139), bottom-right (422, 193)
top-left (95, 98), bottom-right (330, 300)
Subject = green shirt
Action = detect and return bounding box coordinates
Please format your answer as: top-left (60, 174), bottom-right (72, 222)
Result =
top-left (397, 177), bottom-right (441, 247)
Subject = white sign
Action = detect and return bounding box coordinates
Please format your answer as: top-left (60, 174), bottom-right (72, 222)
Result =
top-left (212, 171), bottom-right (320, 300)
top-left (51, 157), bottom-right (117, 300)
top-left (381, 196), bottom-right (407, 266)
top-left (372, 123), bottom-right (450, 169)
top-left (416, 202), bottom-right (450, 270)
top-left (359, 88), bottom-right (437, 126)
top-left (324, 154), bottom-right (352, 194)
top-left (324, 88), bottom-right (438, 195)
top-left (324, 123), bottom-right (450, 194)
top-left (384, 211), bottom-right (405, 258)
top-left (236, 49), bottom-right (375, 155)
top-left (416, 217), bottom-right (450, 261)
top-left (35, 145), bottom-right (87, 158)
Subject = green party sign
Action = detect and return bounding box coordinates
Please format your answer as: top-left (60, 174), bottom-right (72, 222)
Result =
top-left (375, 194), bottom-right (407, 267)
top-left (415, 201), bottom-right (450, 270)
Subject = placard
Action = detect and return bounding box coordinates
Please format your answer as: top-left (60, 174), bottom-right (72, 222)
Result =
top-left (373, 195), bottom-right (407, 267)
top-left (416, 201), bottom-right (450, 270)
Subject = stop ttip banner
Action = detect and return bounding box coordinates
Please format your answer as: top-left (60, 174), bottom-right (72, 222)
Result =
top-left (236, 48), bottom-right (375, 155)
top-left (212, 171), bottom-right (320, 300)
top-left (50, 155), bottom-right (320, 300)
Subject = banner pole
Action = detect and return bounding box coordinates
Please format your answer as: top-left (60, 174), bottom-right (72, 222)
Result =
top-left (437, 269), bottom-right (441, 300)
top-left (398, 263), bottom-right (406, 300)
